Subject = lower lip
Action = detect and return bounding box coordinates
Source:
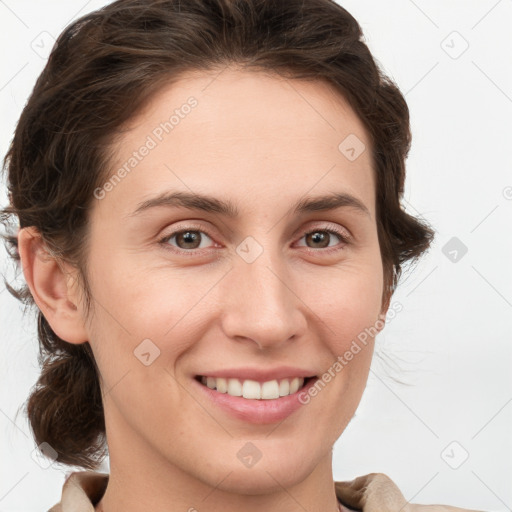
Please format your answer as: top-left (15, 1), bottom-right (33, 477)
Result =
top-left (192, 376), bottom-right (319, 424)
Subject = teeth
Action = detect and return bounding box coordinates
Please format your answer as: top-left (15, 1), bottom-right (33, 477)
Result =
top-left (216, 377), bottom-right (228, 393)
top-left (289, 377), bottom-right (300, 394)
top-left (261, 380), bottom-right (279, 399)
top-left (200, 376), bottom-right (306, 399)
top-left (243, 380), bottom-right (262, 399)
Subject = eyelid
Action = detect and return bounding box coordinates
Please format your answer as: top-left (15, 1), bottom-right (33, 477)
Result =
top-left (158, 220), bottom-right (352, 253)
top-left (300, 221), bottom-right (352, 242)
top-left (158, 222), bottom-right (219, 249)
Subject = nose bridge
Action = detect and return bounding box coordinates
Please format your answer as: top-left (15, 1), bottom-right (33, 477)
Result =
top-left (221, 237), bottom-right (306, 348)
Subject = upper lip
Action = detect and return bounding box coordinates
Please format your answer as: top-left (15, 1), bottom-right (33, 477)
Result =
top-left (195, 366), bottom-right (318, 383)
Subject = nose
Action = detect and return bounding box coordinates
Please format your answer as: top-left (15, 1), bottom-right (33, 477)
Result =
top-left (219, 246), bottom-right (308, 351)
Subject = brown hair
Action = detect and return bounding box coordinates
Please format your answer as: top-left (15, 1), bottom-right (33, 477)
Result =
top-left (0, 0), bottom-right (434, 469)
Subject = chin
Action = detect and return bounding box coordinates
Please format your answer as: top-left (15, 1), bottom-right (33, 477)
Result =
top-left (196, 444), bottom-right (316, 495)
top-left (210, 464), bottom-right (311, 496)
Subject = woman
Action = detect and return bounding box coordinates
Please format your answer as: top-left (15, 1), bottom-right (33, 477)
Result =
top-left (1, 0), bottom-right (483, 510)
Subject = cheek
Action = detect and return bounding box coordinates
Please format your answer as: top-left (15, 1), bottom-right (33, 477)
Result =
top-left (84, 253), bottom-right (221, 382)
top-left (303, 260), bottom-right (384, 347)
top-left (85, 246), bottom-right (199, 333)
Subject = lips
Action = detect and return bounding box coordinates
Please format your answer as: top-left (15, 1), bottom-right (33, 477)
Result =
top-left (192, 373), bottom-right (320, 423)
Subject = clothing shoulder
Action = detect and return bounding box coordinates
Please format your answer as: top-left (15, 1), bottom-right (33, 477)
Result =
top-left (48, 471), bottom-right (108, 512)
top-left (335, 472), bottom-right (485, 512)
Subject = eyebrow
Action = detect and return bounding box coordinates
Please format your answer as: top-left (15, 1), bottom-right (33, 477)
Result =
top-left (129, 190), bottom-right (371, 218)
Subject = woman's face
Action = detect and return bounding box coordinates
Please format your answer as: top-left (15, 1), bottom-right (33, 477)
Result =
top-left (81, 68), bottom-right (387, 492)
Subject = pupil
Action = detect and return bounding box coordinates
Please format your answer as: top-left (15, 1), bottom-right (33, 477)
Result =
top-left (309, 231), bottom-right (329, 248)
top-left (179, 231), bottom-right (200, 248)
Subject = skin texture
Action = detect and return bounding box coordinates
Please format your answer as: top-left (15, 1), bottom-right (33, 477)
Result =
top-left (18, 67), bottom-right (390, 512)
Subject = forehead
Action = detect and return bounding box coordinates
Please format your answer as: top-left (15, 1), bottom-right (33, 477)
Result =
top-left (99, 67), bottom-right (376, 219)
top-left (134, 67), bottom-right (371, 146)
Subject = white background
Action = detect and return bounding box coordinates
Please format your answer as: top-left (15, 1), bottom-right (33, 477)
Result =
top-left (1, 1), bottom-right (511, 511)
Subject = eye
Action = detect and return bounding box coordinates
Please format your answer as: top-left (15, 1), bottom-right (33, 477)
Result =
top-left (296, 226), bottom-right (350, 252)
top-left (160, 227), bottom-right (215, 252)
top-left (158, 223), bottom-right (351, 255)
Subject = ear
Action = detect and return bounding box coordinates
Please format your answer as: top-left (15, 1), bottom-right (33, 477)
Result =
top-left (17, 226), bottom-right (88, 344)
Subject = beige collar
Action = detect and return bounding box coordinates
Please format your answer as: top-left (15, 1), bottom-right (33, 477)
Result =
top-left (49, 470), bottom-right (483, 512)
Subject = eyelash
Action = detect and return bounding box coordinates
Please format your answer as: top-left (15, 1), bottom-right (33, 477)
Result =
top-left (158, 223), bottom-right (351, 256)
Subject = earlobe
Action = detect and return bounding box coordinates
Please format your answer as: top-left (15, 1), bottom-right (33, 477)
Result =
top-left (17, 226), bottom-right (88, 345)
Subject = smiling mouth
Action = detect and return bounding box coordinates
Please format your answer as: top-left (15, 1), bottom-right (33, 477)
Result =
top-left (194, 375), bottom-right (316, 400)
